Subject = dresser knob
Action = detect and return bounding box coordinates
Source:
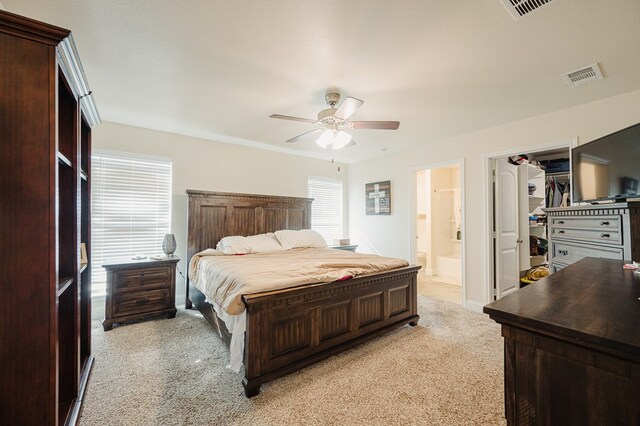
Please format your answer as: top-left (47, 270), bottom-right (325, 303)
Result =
top-left (601, 233), bottom-right (610, 238)
top-left (558, 230), bottom-right (565, 234)
top-left (559, 250), bottom-right (568, 256)
top-left (558, 220), bottom-right (564, 224)
top-left (600, 221), bottom-right (610, 225)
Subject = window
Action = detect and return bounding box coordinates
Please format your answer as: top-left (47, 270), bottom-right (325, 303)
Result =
top-left (307, 177), bottom-right (344, 244)
top-left (91, 151), bottom-right (172, 297)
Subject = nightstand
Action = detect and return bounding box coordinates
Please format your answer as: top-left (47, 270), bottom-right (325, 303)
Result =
top-left (328, 244), bottom-right (359, 252)
top-left (102, 256), bottom-right (179, 331)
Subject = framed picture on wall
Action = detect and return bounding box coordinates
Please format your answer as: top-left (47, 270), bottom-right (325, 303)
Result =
top-left (365, 180), bottom-right (391, 215)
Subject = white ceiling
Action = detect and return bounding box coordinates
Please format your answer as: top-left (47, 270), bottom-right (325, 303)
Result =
top-left (5, 0), bottom-right (640, 163)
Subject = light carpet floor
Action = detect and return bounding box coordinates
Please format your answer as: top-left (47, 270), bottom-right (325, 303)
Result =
top-left (80, 295), bottom-right (505, 425)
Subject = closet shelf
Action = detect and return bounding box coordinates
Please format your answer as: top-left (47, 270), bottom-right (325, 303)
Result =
top-left (546, 171), bottom-right (570, 177)
top-left (527, 165), bottom-right (545, 179)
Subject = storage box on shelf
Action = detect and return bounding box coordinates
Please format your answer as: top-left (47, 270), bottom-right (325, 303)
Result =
top-left (0, 10), bottom-right (100, 426)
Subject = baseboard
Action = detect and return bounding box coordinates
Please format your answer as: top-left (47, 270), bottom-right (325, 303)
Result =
top-left (464, 300), bottom-right (485, 314)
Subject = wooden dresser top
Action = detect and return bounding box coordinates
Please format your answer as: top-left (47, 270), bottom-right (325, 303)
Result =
top-left (484, 258), bottom-right (640, 358)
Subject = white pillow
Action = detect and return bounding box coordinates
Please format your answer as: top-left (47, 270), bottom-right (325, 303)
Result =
top-left (216, 235), bottom-right (252, 254)
top-left (245, 233), bottom-right (284, 253)
top-left (274, 229), bottom-right (327, 250)
top-left (216, 233), bottom-right (284, 254)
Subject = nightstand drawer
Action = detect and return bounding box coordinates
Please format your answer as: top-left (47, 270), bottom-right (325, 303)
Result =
top-left (113, 266), bottom-right (171, 293)
top-left (113, 288), bottom-right (171, 317)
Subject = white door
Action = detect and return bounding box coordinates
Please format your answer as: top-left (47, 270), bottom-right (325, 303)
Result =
top-left (494, 159), bottom-right (520, 299)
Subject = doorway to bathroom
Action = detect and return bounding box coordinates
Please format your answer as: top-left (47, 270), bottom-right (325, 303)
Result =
top-left (412, 160), bottom-right (464, 305)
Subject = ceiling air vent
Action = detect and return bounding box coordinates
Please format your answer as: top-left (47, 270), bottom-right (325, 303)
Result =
top-left (499, 0), bottom-right (556, 20)
top-left (561, 63), bottom-right (604, 88)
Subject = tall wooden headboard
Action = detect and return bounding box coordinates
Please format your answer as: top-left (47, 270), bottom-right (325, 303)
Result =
top-left (186, 190), bottom-right (313, 265)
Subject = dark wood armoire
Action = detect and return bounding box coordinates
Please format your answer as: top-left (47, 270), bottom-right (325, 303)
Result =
top-left (0, 10), bottom-right (100, 425)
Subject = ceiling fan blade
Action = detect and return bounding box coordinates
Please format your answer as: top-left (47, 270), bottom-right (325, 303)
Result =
top-left (286, 128), bottom-right (322, 143)
top-left (344, 139), bottom-right (356, 148)
top-left (333, 97), bottom-right (364, 120)
top-left (349, 121), bottom-right (400, 130)
top-left (270, 114), bottom-right (317, 124)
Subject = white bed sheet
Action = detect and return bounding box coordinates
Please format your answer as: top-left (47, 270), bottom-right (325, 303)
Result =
top-left (208, 298), bottom-right (246, 373)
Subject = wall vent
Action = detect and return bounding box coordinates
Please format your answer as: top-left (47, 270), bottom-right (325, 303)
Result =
top-left (499, 0), bottom-right (556, 20)
top-left (561, 63), bottom-right (604, 88)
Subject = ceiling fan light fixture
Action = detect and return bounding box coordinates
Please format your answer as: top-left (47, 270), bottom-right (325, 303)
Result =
top-left (270, 90), bottom-right (398, 149)
top-left (332, 130), bottom-right (352, 149)
top-left (315, 129), bottom-right (352, 149)
top-left (315, 129), bottom-right (334, 148)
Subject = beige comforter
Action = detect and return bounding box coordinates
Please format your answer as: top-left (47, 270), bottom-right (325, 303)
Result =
top-left (189, 247), bottom-right (409, 315)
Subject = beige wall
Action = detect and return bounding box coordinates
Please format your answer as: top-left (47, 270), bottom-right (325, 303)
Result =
top-left (93, 122), bottom-right (347, 304)
top-left (348, 89), bottom-right (640, 311)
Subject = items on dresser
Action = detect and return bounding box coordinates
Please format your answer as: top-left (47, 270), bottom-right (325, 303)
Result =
top-left (102, 257), bottom-right (180, 331)
top-left (545, 202), bottom-right (640, 272)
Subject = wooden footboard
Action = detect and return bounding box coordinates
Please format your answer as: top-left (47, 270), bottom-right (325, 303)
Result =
top-left (241, 265), bottom-right (420, 396)
top-left (189, 266), bottom-right (419, 396)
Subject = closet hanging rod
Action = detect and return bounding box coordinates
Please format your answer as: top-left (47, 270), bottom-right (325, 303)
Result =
top-left (546, 171), bottom-right (570, 177)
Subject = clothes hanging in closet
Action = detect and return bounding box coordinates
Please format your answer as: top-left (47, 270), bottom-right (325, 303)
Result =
top-left (546, 177), bottom-right (570, 208)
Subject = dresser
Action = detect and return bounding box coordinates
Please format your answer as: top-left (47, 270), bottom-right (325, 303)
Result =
top-left (484, 258), bottom-right (640, 424)
top-left (545, 202), bottom-right (640, 272)
top-left (102, 257), bottom-right (179, 331)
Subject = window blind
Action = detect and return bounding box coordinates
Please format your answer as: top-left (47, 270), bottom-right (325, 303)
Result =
top-left (91, 151), bottom-right (172, 297)
top-left (307, 177), bottom-right (344, 244)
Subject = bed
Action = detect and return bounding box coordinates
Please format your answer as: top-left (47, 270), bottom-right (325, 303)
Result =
top-left (185, 190), bottom-right (420, 397)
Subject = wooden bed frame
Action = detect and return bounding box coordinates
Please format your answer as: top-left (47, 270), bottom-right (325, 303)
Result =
top-left (185, 190), bottom-right (420, 397)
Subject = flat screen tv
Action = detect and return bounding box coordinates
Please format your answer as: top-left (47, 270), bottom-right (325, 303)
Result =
top-left (572, 122), bottom-right (640, 203)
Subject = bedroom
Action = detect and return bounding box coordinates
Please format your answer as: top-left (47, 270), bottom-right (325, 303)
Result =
top-left (1, 0), bottom-right (640, 424)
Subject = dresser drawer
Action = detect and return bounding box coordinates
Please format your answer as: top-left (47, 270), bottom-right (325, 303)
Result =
top-left (549, 226), bottom-right (622, 245)
top-left (113, 288), bottom-right (171, 317)
top-left (551, 241), bottom-right (624, 265)
top-left (113, 266), bottom-right (171, 293)
top-left (550, 215), bottom-right (621, 231)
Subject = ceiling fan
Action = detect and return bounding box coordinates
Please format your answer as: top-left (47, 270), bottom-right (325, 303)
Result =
top-left (269, 91), bottom-right (400, 150)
